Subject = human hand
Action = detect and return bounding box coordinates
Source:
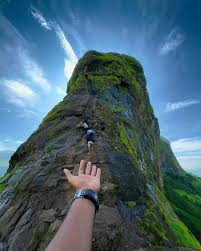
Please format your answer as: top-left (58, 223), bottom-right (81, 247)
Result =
top-left (63, 160), bottom-right (101, 193)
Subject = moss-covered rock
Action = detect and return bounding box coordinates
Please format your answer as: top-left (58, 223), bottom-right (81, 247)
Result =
top-left (0, 51), bottom-right (200, 250)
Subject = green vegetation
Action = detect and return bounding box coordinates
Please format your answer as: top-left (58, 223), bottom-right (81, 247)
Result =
top-left (67, 74), bottom-right (88, 94)
top-left (46, 228), bottom-right (56, 242)
top-left (32, 227), bottom-right (43, 246)
top-left (141, 185), bottom-right (201, 249)
top-left (32, 226), bottom-right (56, 247)
top-left (160, 137), bottom-right (201, 245)
top-left (157, 182), bottom-right (201, 249)
top-left (0, 182), bottom-right (7, 193)
top-left (167, 218), bottom-right (200, 248)
top-left (164, 172), bottom-right (201, 243)
top-left (124, 200), bottom-right (136, 208)
top-left (112, 103), bottom-right (125, 113)
top-left (44, 144), bottom-right (54, 155)
top-left (142, 204), bottom-right (167, 244)
top-left (90, 75), bottom-right (120, 93)
top-left (67, 50), bottom-right (145, 95)
top-left (118, 124), bottom-right (138, 165)
top-left (160, 138), bottom-right (183, 174)
top-left (42, 101), bottom-right (65, 124)
top-left (47, 124), bottom-right (68, 140)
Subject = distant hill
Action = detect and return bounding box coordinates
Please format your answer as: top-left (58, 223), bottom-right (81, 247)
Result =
top-left (187, 168), bottom-right (201, 177)
top-left (160, 138), bottom-right (201, 243)
top-left (0, 150), bottom-right (14, 176)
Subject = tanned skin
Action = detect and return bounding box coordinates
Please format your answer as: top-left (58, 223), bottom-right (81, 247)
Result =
top-left (46, 160), bottom-right (101, 251)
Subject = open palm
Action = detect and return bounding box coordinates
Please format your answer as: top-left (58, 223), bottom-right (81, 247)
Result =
top-left (64, 160), bottom-right (101, 193)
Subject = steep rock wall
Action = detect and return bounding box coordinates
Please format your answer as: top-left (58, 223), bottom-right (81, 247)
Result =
top-left (0, 51), bottom-right (200, 251)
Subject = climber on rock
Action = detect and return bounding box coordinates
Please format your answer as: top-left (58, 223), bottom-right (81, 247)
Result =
top-left (82, 120), bottom-right (94, 153)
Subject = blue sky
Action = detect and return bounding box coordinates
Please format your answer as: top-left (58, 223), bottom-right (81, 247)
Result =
top-left (0, 0), bottom-right (201, 173)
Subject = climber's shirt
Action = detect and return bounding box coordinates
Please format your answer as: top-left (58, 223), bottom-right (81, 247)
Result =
top-left (86, 129), bottom-right (94, 142)
top-left (82, 122), bottom-right (88, 129)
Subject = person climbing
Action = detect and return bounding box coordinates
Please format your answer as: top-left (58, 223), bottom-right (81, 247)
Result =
top-left (82, 120), bottom-right (94, 153)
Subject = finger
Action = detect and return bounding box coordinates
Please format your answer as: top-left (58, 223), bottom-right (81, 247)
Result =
top-left (78, 160), bottom-right (85, 175)
top-left (96, 168), bottom-right (101, 179)
top-left (91, 165), bottom-right (97, 176)
top-left (63, 169), bottom-right (73, 182)
top-left (85, 161), bottom-right (92, 175)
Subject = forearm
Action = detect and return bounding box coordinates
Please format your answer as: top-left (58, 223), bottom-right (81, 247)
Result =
top-left (46, 198), bottom-right (95, 251)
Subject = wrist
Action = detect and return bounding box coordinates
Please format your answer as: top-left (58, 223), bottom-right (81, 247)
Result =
top-left (73, 197), bottom-right (96, 211)
top-left (72, 188), bottom-right (99, 212)
top-left (76, 187), bottom-right (99, 193)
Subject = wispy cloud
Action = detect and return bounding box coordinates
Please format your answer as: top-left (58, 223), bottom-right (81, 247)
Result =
top-left (69, 11), bottom-right (80, 27)
top-left (0, 14), bottom-right (51, 100)
top-left (56, 85), bottom-right (66, 97)
top-left (160, 28), bottom-right (184, 55)
top-left (19, 48), bottom-right (51, 93)
top-left (0, 138), bottom-right (24, 151)
top-left (17, 109), bottom-right (39, 119)
top-left (54, 24), bottom-right (78, 79)
top-left (31, 7), bottom-right (51, 30)
top-left (164, 99), bottom-right (200, 112)
top-left (171, 138), bottom-right (201, 169)
top-left (31, 7), bottom-right (78, 80)
top-left (171, 138), bottom-right (201, 153)
top-left (3, 80), bottom-right (38, 107)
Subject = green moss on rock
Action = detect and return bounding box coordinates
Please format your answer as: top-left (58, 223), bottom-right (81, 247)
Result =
top-left (140, 185), bottom-right (201, 249)
top-left (0, 182), bottom-right (7, 193)
top-left (32, 227), bottom-right (43, 246)
top-left (67, 50), bottom-right (145, 95)
top-left (124, 200), bottom-right (136, 208)
top-left (44, 144), bottom-right (54, 155)
top-left (42, 101), bottom-right (65, 124)
top-left (118, 124), bottom-right (138, 165)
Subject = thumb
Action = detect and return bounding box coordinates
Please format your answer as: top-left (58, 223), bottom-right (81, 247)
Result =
top-left (63, 169), bottom-right (73, 181)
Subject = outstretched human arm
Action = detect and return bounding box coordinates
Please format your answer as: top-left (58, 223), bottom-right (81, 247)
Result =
top-left (46, 160), bottom-right (101, 251)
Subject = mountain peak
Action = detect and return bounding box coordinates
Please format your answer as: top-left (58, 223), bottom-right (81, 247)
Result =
top-left (67, 50), bottom-right (146, 96)
top-left (0, 51), bottom-right (201, 251)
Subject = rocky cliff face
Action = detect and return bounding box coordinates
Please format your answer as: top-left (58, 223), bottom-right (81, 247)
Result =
top-left (0, 51), bottom-right (200, 251)
top-left (160, 137), bottom-right (185, 176)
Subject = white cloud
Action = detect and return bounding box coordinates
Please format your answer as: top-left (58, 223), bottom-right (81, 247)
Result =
top-left (171, 138), bottom-right (201, 153)
top-left (53, 24), bottom-right (78, 79)
top-left (3, 80), bottom-right (38, 107)
top-left (0, 139), bottom-right (23, 151)
top-left (160, 28), bottom-right (184, 55)
top-left (19, 48), bottom-right (51, 93)
top-left (177, 156), bottom-right (201, 170)
top-left (56, 85), bottom-right (66, 97)
top-left (171, 138), bottom-right (201, 170)
top-left (31, 7), bottom-right (51, 30)
top-left (17, 109), bottom-right (39, 119)
top-left (164, 99), bottom-right (200, 112)
top-left (0, 14), bottom-right (51, 98)
top-left (30, 7), bottom-right (78, 80)
top-left (16, 140), bottom-right (23, 144)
